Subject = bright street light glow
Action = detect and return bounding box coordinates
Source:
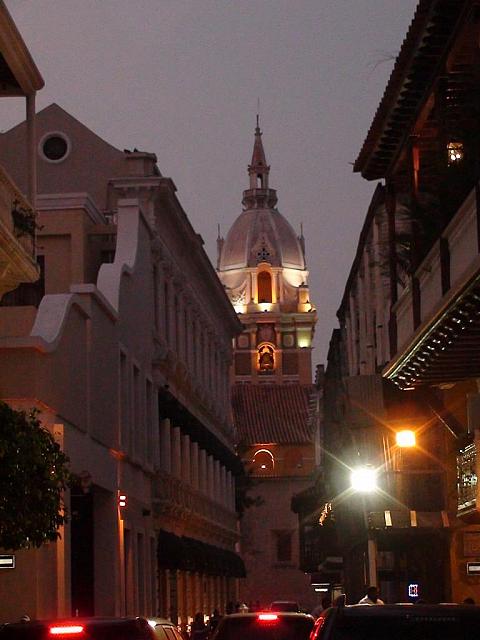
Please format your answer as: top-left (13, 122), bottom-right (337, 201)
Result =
top-left (396, 430), bottom-right (416, 448)
top-left (350, 466), bottom-right (377, 492)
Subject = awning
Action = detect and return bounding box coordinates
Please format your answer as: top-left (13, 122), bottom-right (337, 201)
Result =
top-left (157, 529), bottom-right (246, 577)
top-left (368, 510), bottom-right (450, 530)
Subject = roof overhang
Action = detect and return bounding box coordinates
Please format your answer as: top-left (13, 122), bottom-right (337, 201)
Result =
top-left (0, 1), bottom-right (44, 96)
top-left (353, 0), bottom-right (470, 180)
top-left (384, 264), bottom-right (480, 389)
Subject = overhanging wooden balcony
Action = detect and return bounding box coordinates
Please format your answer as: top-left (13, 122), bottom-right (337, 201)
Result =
top-left (0, 164), bottom-right (38, 299)
top-left (384, 186), bottom-right (480, 389)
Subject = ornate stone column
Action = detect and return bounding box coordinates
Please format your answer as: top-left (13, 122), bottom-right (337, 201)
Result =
top-left (214, 459), bottom-right (221, 503)
top-left (199, 448), bottom-right (207, 494)
top-left (220, 465), bottom-right (227, 507)
top-left (171, 426), bottom-right (182, 478)
top-left (159, 418), bottom-right (172, 473)
top-left (181, 434), bottom-right (191, 484)
top-left (191, 441), bottom-right (199, 491)
top-left (207, 455), bottom-right (215, 497)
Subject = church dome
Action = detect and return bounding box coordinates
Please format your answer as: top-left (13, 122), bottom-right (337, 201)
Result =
top-left (219, 207), bottom-right (305, 271)
top-left (218, 120), bottom-right (306, 273)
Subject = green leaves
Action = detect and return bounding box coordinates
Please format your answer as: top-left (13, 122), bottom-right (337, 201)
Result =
top-left (0, 402), bottom-right (71, 550)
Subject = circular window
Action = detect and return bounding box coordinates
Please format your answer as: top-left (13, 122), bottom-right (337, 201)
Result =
top-left (39, 132), bottom-right (71, 163)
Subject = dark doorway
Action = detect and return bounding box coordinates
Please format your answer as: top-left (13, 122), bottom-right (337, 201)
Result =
top-left (70, 489), bottom-right (94, 615)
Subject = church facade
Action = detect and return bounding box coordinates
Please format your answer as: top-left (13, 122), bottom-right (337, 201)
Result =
top-left (217, 121), bottom-right (319, 610)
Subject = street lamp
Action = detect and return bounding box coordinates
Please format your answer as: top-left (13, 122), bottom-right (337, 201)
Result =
top-left (349, 465), bottom-right (378, 587)
top-left (350, 465), bottom-right (378, 493)
top-left (396, 430), bottom-right (416, 448)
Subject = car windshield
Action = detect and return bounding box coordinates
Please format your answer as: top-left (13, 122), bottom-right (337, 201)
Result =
top-left (329, 613), bottom-right (479, 640)
top-left (270, 604), bottom-right (298, 612)
top-left (213, 616), bottom-right (313, 640)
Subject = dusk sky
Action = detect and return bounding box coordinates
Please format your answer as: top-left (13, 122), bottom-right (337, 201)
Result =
top-left (2, 0), bottom-right (418, 364)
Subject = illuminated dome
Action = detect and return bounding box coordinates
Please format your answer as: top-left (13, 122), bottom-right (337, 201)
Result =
top-left (218, 119), bottom-right (305, 273)
top-left (218, 207), bottom-right (305, 271)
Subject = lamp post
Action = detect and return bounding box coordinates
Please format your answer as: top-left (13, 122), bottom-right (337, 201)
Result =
top-left (349, 433), bottom-right (416, 590)
top-left (350, 465), bottom-right (378, 587)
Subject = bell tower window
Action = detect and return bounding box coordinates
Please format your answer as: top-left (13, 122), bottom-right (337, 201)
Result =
top-left (257, 271), bottom-right (272, 303)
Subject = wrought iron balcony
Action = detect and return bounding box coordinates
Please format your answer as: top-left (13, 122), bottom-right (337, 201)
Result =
top-left (457, 442), bottom-right (478, 514)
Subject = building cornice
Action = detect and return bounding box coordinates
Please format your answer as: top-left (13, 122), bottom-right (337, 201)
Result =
top-left (37, 192), bottom-right (105, 224)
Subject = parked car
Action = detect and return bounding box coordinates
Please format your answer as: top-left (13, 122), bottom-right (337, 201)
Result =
top-left (310, 603), bottom-right (480, 639)
top-left (269, 602), bottom-right (300, 613)
top-left (147, 618), bottom-right (184, 640)
top-left (0, 617), bottom-right (155, 640)
top-left (211, 612), bottom-right (314, 640)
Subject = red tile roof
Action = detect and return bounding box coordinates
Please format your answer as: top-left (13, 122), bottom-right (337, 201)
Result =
top-left (232, 384), bottom-right (315, 445)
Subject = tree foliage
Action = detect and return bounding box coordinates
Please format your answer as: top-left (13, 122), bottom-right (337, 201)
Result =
top-left (0, 402), bottom-right (70, 550)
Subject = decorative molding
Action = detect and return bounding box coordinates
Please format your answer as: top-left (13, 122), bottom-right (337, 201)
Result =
top-left (37, 192), bottom-right (104, 224)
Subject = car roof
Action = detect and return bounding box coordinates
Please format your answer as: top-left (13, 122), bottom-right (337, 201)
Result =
top-left (330, 604), bottom-right (480, 617)
top-left (0, 618), bottom-right (154, 636)
top-left (223, 613), bottom-right (313, 619)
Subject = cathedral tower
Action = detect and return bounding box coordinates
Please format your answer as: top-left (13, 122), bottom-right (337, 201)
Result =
top-left (217, 121), bottom-right (319, 608)
top-left (217, 119), bottom-right (317, 384)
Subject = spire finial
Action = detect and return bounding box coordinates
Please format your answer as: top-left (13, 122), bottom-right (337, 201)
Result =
top-left (256, 98), bottom-right (260, 130)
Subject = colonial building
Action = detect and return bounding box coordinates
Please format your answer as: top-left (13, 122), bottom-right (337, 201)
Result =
top-left (323, 0), bottom-right (480, 605)
top-left (217, 120), bottom-right (318, 610)
top-left (0, 0), bottom-right (42, 300)
top-left (0, 104), bottom-right (243, 623)
top-left (322, 184), bottom-right (452, 604)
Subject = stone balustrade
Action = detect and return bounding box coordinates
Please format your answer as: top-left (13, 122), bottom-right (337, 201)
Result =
top-left (153, 471), bottom-right (237, 533)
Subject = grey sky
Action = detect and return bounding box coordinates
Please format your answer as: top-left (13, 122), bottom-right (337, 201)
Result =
top-left (2, 0), bottom-right (418, 364)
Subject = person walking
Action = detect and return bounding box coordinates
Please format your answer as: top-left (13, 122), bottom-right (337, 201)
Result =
top-left (358, 586), bottom-right (384, 605)
top-left (190, 613), bottom-right (208, 640)
top-left (208, 609), bottom-right (222, 635)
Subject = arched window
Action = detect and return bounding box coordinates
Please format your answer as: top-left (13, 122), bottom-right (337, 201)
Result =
top-left (257, 271), bottom-right (272, 303)
top-left (258, 344), bottom-right (275, 373)
top-left (252, 449), bottom-right (275, 474)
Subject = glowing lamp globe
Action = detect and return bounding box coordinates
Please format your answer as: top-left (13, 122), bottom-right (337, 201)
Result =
top-left (396, 430), bottom-right (416, 448)
top-left (350, 466), bottom-right (377, 493)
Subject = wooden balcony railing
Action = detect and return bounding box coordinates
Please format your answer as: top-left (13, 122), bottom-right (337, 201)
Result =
top-left (0, 163), bottom-right (36, 258)
top-left (457, 443), bottom-right (477, 513)
top-left (153, 471), bottom-right (237, 533)
top-left (393, 187), bottom-right (477, 355)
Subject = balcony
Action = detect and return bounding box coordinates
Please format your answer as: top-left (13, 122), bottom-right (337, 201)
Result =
top-left (457, 443), bottom-right (478, 517)
top-left (153, 471), bottom-right (237, 536)
top-left (385, 186), bottom-right (480, 388)
top-left (0, 164), bottom-right (38, 299)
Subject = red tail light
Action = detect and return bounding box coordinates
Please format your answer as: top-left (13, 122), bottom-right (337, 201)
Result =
top-left (258, 614), bottom-right (278, 622)
top-left (49, 626), bottom-right (84, 635)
